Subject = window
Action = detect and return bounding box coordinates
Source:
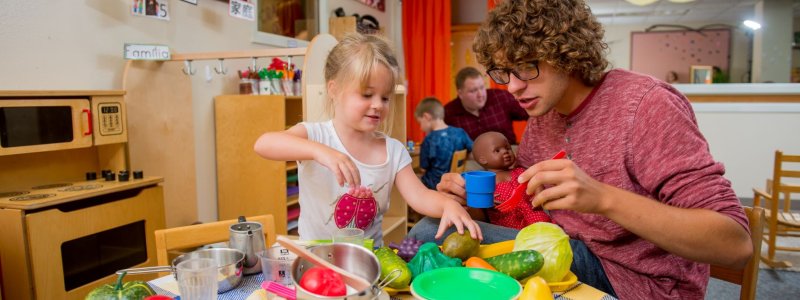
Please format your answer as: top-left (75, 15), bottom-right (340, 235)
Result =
top-left (254, 0), bottom-right (319, 47)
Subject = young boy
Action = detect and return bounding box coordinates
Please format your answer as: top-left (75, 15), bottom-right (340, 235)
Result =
top-left (414, 97), bottom-right (473, 189)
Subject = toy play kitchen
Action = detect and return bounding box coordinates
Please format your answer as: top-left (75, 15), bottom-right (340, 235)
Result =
top-left (0, 90), bottom-right (166, 300)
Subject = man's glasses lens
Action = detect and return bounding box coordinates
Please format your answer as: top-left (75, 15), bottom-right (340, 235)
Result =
top-left (487, 63), bottom-right (539, 85)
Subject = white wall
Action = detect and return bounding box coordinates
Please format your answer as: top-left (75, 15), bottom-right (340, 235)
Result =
top-left (676, 84), bottom-right (800, 199)
top-left (604, 22), bottom-right (751, 83)
top-left (694, 105), bottom-right (800, 199)
top-left (0, 0), bottom-right (268, 90)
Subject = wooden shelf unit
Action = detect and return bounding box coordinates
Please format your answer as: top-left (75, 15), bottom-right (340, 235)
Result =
top-left (215, 94), bottom-right (303, 235)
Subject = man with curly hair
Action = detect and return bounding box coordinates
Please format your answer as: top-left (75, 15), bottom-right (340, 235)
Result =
top-left (409, 1), bottom-right (752, 299)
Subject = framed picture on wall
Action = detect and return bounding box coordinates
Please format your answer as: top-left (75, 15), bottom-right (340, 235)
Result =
top-left (690, 65), bottom-right (713, 84)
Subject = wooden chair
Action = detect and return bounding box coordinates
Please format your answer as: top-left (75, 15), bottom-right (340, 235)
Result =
top-left (752, 150), bottom-right (800, 268)
top-left (710, 206), bottom-right (764, 300)
top-left (450, 149), bottom-right (468, 173)
top-left (153, 215), bottom-right (276, 266)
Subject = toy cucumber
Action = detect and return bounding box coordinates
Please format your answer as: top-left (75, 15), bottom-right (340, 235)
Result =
top-left (485, 250), bottom-right (544, 280)
top-left (374, 246), bottom-right (412, 289)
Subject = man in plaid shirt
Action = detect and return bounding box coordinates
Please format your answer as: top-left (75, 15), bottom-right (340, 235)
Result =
top-left (444, 67), bottom-right (529, 144)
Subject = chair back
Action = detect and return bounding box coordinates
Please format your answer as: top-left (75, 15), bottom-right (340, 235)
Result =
top-left (450, 149), bottom-right (468, 173)
top-left (709, 206), bottom-right (764, 300)
top-left (769, 150), bottom-right (800, 198)
top-left (154, 215), bottom-right (276, 266)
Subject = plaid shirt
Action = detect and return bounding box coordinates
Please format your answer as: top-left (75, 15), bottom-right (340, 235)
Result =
top-left (444, 89), bottom-right (529, 143)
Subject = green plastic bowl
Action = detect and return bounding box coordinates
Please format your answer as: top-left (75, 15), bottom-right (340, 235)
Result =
top-left (410, 267), bottom-right (522, 300)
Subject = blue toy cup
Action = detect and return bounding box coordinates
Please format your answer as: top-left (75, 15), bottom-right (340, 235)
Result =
top-left (461, 171), bottom-right (496, 208)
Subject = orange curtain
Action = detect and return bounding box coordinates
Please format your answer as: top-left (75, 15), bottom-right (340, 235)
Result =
top-left (402, 0), bottom-right (451, 144)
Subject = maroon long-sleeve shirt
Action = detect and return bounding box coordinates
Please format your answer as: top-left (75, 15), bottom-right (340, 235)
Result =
top-left (517, 69), bottom-right (749, 299)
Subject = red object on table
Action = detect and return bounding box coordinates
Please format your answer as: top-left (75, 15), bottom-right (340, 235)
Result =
top-left (496, 150), bottom-right (567, 212)
top-left (299, 266), bottom-right (347, 297)
top-left (144, 295), bottom-right (174, 300)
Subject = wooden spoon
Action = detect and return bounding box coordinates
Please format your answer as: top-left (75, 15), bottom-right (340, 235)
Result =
top-left (276, 235), bottom-right (372, 292)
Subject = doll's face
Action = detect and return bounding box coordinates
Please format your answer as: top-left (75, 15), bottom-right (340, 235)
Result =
top-left (473, 132), bottom-right (516, 170)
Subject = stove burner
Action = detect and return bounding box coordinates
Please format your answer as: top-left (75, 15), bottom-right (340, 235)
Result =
top-left (31, 183), bottom-right (73, 190)
top-left (59, 184), bottom-right (103, 192)
top-left (10, 194), bottom-right (56, 201)
top-left (0, 191), bottom-right (29, 198)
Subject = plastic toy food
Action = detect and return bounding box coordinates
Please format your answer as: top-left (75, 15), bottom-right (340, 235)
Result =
top-left (299, 266), bottom-right (347, 297)
top-left (441, 230), bottom-right (480, 260)
top-left (485, 250), bottom-right (544, 280)
top-left (374, 246), bottom-right (412, 289)
top-left (513, 222), bottom-right (573, 282)
top-left (477, 240), bottom-right (515, 258)
top-left (464, 257), bottom-right (497, 271)
top-left (388, 237), bottom-right (423, 262)
top-left (519, 276), bottom-right (554, 300)
top-left (407, 242), bottom-right (462, 279)
top-left (85, 272), bottom-right (156, 300)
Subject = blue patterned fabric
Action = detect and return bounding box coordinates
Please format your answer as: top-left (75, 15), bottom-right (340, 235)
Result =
top-left (149, 273), bottom-right (265, 300)
top-left (419, 126), bottom-right (473, 189)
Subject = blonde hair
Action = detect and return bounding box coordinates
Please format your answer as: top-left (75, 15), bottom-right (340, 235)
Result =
top-left (324, 33), bottom-right (400, 135)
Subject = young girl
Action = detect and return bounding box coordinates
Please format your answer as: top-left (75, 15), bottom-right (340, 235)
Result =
top-left (254, 33), bottom-right (481, 245)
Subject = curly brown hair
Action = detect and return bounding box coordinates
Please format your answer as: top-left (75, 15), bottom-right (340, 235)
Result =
top-left (473, 0), bottom-right (608, 86)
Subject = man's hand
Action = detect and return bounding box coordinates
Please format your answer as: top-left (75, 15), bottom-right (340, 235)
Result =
top-left (518, 158), bottom-right (610, 214)
top-left (436, 172), bottom-right (467, 204)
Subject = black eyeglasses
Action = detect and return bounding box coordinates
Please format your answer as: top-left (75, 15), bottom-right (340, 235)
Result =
top-left (486, 62), bottom-right (540, 85)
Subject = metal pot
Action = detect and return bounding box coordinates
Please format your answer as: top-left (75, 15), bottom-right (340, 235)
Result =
top-left (291, 243), bottom-right (393, 300)
top-left (118, 248), bottom-right (245, 293)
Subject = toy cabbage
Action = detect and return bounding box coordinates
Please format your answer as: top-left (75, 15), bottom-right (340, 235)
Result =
top-left (513, 222), bottom-right (573, 283)
top-left (407, 242), bottom-right (462, 279)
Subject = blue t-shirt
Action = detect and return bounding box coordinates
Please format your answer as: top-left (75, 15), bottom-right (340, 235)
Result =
top-left (419, 126), bottom-right (473, 189)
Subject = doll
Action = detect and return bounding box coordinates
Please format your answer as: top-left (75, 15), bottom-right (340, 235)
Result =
top-left (472, 132), bottom-right (551, 229)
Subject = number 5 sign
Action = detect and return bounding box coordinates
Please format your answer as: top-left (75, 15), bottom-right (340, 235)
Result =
top-left (131, 0), bottom-right (170, 21)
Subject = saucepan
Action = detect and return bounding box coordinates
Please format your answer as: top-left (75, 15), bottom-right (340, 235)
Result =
top-left (117, 248), bottom-right (245, 293)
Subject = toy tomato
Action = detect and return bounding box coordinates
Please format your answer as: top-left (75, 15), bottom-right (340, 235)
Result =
top-left (299, 266), bottom-right (347, 296)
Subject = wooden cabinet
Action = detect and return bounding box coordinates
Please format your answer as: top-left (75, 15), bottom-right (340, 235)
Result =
top-left (214, 95), bottom-right (303, 235)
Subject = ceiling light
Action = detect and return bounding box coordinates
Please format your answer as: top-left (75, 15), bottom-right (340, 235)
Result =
top-left (743, 20), bottom-right (761, 30)
top-left (625, 0), bottom-right (658, 6)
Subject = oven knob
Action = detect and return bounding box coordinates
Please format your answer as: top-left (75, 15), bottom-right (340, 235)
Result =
top-left (86, 172), bottom-right (97, 181)
top-left (101, 169), bottom-right (112, 178)
top-left (118, 170), bottom-right (130, 182)
top-left (133, 170), bottom-right (144, 179)
top-left (105, 172), bottom-right (116, 181)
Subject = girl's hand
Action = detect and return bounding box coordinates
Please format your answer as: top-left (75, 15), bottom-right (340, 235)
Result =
top-left (519, 158), bottom-right (610, 214)
top-left (348, 186), bottom-right (373, 198)
top-left (315, 147), bottom-right (361, 187)
top-left (435, 199), bottom-right (483, 241)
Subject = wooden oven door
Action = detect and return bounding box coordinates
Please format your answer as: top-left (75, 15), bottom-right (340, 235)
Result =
top-left (24, 185), bottom-right (165, 299)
